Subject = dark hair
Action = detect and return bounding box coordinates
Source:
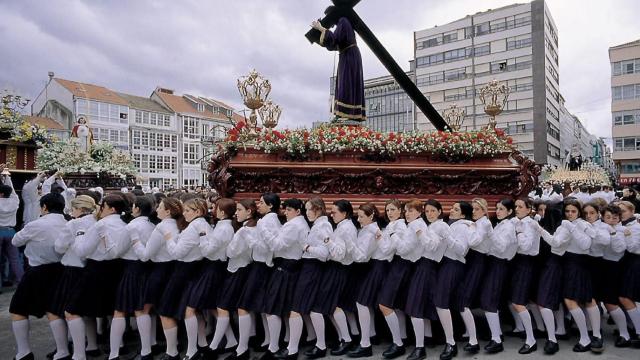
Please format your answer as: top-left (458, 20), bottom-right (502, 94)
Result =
top-left (603, 204), bottom-right (622, 217)
top-left (456, 201), bottom-right (473, 220)
top-left (551, 184), bottom-right (563, 195)
top-left (0, 184), bottom-right (12, 198)
top-left (424, 199), bottom-right (443, 218)
top-left (358, 203), bottom-right (379, 222)
top-left (582, 202), bottom-right (601, 217)
top-left (261, 192), bottom-right (281, 213)
top-left (238, 199), bottom-right (258, 227)
top-left (580, 185), bottom-right (588, 193)
top-left (216, 198), bottom-right (237, 219)
top-left (283, 198), bottom-right (304, 212)
top-left (134, 196), bottom-right (155, 218)
top-left (496, 198), bottom-right (516, 221)
top-left (516, 197), bottom-right (533, 210)
top-left (102, 194), bottom-right (133, 223)
top-left (153, 192), bottom-right (167, 204)
top-left (307, 197), bottom-right (327, 217)
top-left (134, 185), bottom-right (143, 190)
top-left (40, 192), bottom-right (65, 214)
top-left (132, 189), bottom-right (145, 196)
top-left (563, 198), bottom-right (583, 219)
top-left (384, 199), bottom-right (404, 222)
top-left (161, 197), bottom-right (188, 231)
top-left (333, 199), bottom-right (354, 218)
top-left (184, 198), bottom-right (209, 222)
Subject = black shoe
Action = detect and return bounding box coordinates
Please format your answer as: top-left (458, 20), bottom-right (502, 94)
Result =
top-left (2, 280), bottom-right (13, 287)
top-left (151, 344), bottom-right (165, 356)
top-left (555, 333), bottom-right (570, 341)
top-left (370, 335), bottom-right (381, 346)
top-left (182, 352), bottom-right (201, 360)
top-left (330, 341), bottom-right (352, 356)
top-left (382, 343), bottom-right (405, 359)
top-left (139, 354), bottom-right (154, 360)
top-left (615, 336), bottom-right (631, 348)
top-left (544, 340), bottom-right (559, 354)
top-left (439, 343), bottom-right (457, 360)
top-left (46, 349), bottom-right (57, 360)
top-left (227, 351), bottom-right (250, 360)
top-left (631, 338), bottom-right (640, 348)
top-left (221, 346), bottom-right (237, 354)
top-left (258, 351), bottom-right (276, 360)
top-left (590, 336), bottom-right (604, 353)
top-left (14, 353), bottom-right (34, 360)
top-left (572, 342), bottom-right (591, 352)
top-left (304, 347), bottom-right (326, 359)
top-left (505, 330), bottom-right (526, 339)
top-left (347, 345), bottom-right (372, 358)
top-left (160, 354), bottom-right (180, 360)
top-left (406, 347), bottom-right (426, 360)
top-left (254, 344), bottom-right (269, 353)
top-left (462, 343), bottom-right (479, 354)
top-left (484, 340), bottom-right (503, 354)
top-left (518, 343), bottom-right (537, 354)
top-left (87, 349), bottom-right (103, 357)
top-left (274, 350), bottom-right (297, 360)
top-left (301, 338), bottom-right (317, 347)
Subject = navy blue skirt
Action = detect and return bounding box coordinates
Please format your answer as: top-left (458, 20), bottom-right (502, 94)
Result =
top-left (433, 257), bottom-right (465, 311)
top-left (536, 254), bottom-right (563, 310)
top-left (143, 261), bottom-right (175, 306)
top-left (48, 265), bottom-right (84, 317)
top-left (237, 261), bottom-right (272, 313)
top-left (620, 253), bottom-right (640, 301)
top-left (588, 256), bottom-right (607, 302)
top-left (338, 262), bottom-right (370, 313)
top-left (509, 254), bottom-right (536, 305)
top-left (480, 256), bottom-right (509, 312)
top-left (562, 253), bottom-right (593, 303)
top-left (404, 258), bottom-right (438, 320)
top-left (313, 261), bottom-right (348, 315)
top-left (456, 250), bottom-right (487, 310)
top-left (601, 258), bottom-right (623, 304)
top-left (378, 256), bottom-right (414, 310)
top-left (66, 259), bottom-right (124, 317)
top-left (10, 262), bottom-right (63, 318)
top-left (157, 261), bottom-right (202, 320)
top-left (263, 258), bottom-right (302, 317)
top-left (188, 259), bottom-right (228, 311)
top-left (114, 260), bottom-right (148, 314)
top-left (356, 259), bottom-right (389, 307)
top-left (291, 259), bottom-right (326, 314)
top-left (218, 266), bottom-right (250, 311)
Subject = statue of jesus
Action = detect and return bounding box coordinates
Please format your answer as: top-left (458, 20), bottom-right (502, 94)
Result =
top-left (311, 15), bottom-right (366, 123)
top-left (71, 115), bottom-right (93, 153)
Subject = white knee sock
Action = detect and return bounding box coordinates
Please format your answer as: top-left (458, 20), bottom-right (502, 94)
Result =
top-left (109, 317), bottom-right (126, 359)
top-left (303, 315), bottom-right (317, 341)
top-left (163, 326), bottom-right (179, 357)
top-left (67, 318), bottom-right (86, 360)
top-left (333, 309), bottom-right (352, 342)
top-left (583, 308), bottom-right (592, 331)
top-left (610, 308), bottom-right (630, 340)
top-left (384, 312), bottom-right (403, 346)
top-left (84, 318), bottom-right (98, 351)
top-left (539, 307), bottom-right (556, 342)
top-left (460, 308), bottom-right (477, 345)
top-left (150, 315), bottom-right (158, 346)
top-left (209, 315), bottom-right (230, 350)
top-left (517, 310), bottom-right (536, 346)
top-left (185, 316), bottom-right (199, 357)
top-left (310, 312), bottom-right (326, 350)
top-left (136, 315), bottom-right (152, 356)
top-left (411, 317), bottom-right (424, 348)
top-left (554, 307), bottom-right (566, 335)
top-left (424, 319), bottom-right (432, 337)
top-left (346, 311), bottom-right (359, 336)
top-left (586, 305), bottom-right (601, 338)
top-left (368, 307), bottom-right (376, 337)
top-left (509, 304), bottom-right (524, 332)
top-left (287, 316), bottom-right (304, 355)
top-left (436, 308), bottom-right (455, 346)
top-left (237, 314), bottom-right (252, 355)
top-left (261, 314), bottom-right (271, 346)
top-left (197, 314), bottom-right (208, 347)
top-left (528, 303), bottom-right (545, 331)
top-left (626, 308), bottom-right (640, 336)
top-left (356, 303), bottom-right (371, 347)
top-left (267, 315), bottom-right (282, 353)
top-left (13, 319), bottom-right (31, 359)
top-left (485, 312), bottom-right (502, 343)
top-left (396, 310), bottom-right (407, 339)
top-left (569, 308), bottom-right (590, 346)
top-left (49, 319), bottom-right (70, 359)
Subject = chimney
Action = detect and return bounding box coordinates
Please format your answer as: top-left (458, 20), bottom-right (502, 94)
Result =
top-left (48, 71), bottom-right (55, 82)
top-left (156, 87), bottom-right (174, 94)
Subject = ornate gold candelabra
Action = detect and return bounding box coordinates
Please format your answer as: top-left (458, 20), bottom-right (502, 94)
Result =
top-left (258, 100), bottom-right (282, 129)
top-left (479, 79), bottom-right (510, 130)
top-left (443, 103), bottom-right (466, 132)
top-left (237, 69), bottom-right (272, 133)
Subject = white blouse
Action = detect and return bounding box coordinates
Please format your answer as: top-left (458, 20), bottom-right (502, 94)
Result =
top-left (603, 223), bottom-right (627, 261)
top-left (266, 215), bottom-right (310, 260)
top-left (398, 218), bottom-right (425, 262)
top-left (469, 216), bottom-right (492, 254)
top-left (123, 216), bottom-right (156, 261)
top-left (227, 224), bottom-right (256, 272)
top-left (424, 219), bottom-right (450, 262)
top-left (378, 219), bottom-right (407, 260)
top-left (328, 219), bottom-right (357, 265)
top-left (12, 213), bottom-right (68, 266)
top-left (513, 216), bottom-right (541, 256)
top-left (303, 216), bottom-right (332, 261)
top-left (622, 219), bottom-right (640, 255)
top-left (132, 218), bottom-right (178, 262)
top-left (444, 219), bottom-right (473, 263)
top-left (167, 217), bottom-right (207, 262)
top-left (200, 219), bottom-right (235, 261)
top-left (353, 222), bottom-right (379, 262)
top-left (588, 220), bottom-right (612, 258)
top-left (254, 212), bottom-right (281, 265)
top-left (56, 214), bottom-right (96, 267)
top-left (541, 219), bottom-right (592, 256)
top-left (74, 214), bottom-right (129, 261)
top-left (488, 218), bottom-right (518, 260)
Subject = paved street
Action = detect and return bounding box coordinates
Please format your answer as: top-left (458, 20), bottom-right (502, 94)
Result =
top-left (0, 286), bottom-right (635, 360)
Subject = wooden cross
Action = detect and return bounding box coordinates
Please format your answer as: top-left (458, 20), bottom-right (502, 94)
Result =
top-left (306, 0), bottom-right (451, 131)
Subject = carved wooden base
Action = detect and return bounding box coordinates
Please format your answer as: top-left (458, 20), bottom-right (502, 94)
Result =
top-left (63, 173), bottom-right (136, 192)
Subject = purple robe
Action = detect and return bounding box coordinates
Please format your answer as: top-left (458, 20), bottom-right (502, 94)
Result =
top-left (320, 17), bottom-right (366, 121)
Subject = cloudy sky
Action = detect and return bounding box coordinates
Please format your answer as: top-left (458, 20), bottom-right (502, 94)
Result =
top-left (1, 0), bottom-right (639, 139)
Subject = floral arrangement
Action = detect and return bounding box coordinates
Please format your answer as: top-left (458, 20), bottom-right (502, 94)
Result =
top-left (545, 161), bottom-right (611, 188)
top-left (37, 140), bottom-right (137, 178)
top-left (1, 92), bottom-right (53, 145)
top-left (223, 123), bottom-right (514, 161)
top-left (10, 120), bottom-right (52, 145)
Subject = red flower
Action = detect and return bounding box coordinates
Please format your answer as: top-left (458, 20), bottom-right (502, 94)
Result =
top-left (507, 138), bottom-right (513, 145)
top-left (229, 134), bottom-right (238, 142)
top-left (236, 121), bottom-right (245, 130)
top-left (495, 128), bottom-right (505, 137)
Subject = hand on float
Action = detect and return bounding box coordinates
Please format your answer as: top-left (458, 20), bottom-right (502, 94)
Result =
top-left (311, 20), bottom-right (325, 31)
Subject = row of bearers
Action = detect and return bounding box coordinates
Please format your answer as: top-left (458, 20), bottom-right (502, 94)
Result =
top-left (9, 189), bottom-right (640, 360)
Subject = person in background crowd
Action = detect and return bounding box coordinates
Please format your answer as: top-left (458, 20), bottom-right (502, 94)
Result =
top-left (0, 170), bottom-right (22, 289)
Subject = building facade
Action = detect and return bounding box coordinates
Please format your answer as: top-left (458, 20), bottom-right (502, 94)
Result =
top-left (31, 78), bottom-right (238, 189)
top-left (610, 39), bottom-right (640, 186)
top-left (362, 70), bottom-right (415, 133)
top-left (413, 0), bottom-right (561, 165)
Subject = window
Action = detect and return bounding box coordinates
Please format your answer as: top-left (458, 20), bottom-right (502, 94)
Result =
top-left (613, 110), bottom-right (640, 126)
top-left (612, 59), bottom-right (640, 76)
top-left (507, 37), bottom-right (532, 50)
top-left (475, 22), bottom-right (490, 36)
top-left (613, 84), bottom-right (640, 100)
top-left (547, 122), bottom-right (560, 140)
top-left (183, 143), bottom-right (201, 165)
top-left (182, 116), bottom-right (200, 139)
top-left (442, 31), bottom-right (457, 44)
top-left (614, 137), bottom-right (640, 151)
top-left (197, 103), bottom-right (205, 112)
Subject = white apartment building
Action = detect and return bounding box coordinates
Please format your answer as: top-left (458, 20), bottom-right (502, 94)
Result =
top-left (413, 0), bottom-right (561, 165)
top-left (610, 39), bottom-right (640, 186)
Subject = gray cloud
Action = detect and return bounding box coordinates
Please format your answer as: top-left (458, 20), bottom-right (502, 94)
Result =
top-left (1, 0), bottom-right (639, 137)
